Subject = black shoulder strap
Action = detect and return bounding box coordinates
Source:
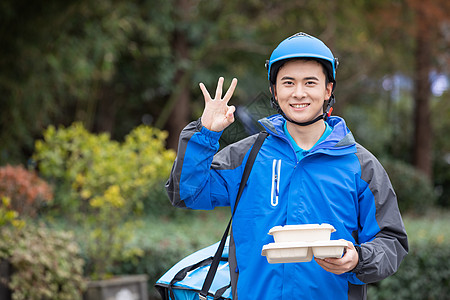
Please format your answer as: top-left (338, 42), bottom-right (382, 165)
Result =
top-left (199, 131), bottom-right (268, 300)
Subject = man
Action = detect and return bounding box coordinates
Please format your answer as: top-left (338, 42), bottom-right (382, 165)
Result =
top-left (166, 32), bottom-right (408, 299)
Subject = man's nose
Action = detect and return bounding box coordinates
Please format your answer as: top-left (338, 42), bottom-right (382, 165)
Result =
top-left (292, 85), bottom-right (306, 98)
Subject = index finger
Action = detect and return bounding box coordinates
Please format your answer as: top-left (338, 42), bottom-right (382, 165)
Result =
top-left (199, 82), bottom-right (212, 102)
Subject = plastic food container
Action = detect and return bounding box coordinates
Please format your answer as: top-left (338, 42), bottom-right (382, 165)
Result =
top-left (261, 240), bottom-right (349, 263)
top-left (311, 240), bottom-right (348, 259)
top-left (261, 242), bottom-right (312, 264)
top-left (268, 224), bottom-right (336, 243)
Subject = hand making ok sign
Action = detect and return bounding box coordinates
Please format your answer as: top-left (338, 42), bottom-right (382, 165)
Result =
top-left (199, 77), bottom-right (238, 132)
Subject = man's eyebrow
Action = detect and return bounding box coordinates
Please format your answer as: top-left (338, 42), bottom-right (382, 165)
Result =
top-left (280, 76), bottom-right (320, 81)
top-left (304, 76), bottom-right (319, 81)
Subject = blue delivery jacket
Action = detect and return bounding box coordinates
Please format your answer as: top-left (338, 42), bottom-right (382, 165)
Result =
top-left (166, 115), bottom-right (408, 300)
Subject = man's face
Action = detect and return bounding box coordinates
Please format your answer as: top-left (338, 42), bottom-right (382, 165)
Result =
top-left (274, 59), bottom-right (333, 124)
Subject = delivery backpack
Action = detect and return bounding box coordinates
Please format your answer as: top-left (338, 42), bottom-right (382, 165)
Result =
top-left (154, 238), bottom-right (232, 300)
top-left (155, 131), bottom-right (268, 300)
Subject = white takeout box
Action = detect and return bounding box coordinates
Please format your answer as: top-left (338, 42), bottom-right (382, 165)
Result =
top-left (311, 240), bottom-right (348, 259)
top-left (261, 240), bottom-right (348, 263)
top-left (269, 224), bottom-right (336, 243)
top-left (261, 242), bottom-right (312, 264)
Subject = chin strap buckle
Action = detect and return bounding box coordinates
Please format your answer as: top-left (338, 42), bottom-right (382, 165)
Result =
top-left (325, 94), bottom-right (336, 119)
top-left (327, 107), bottom-right (334, 117)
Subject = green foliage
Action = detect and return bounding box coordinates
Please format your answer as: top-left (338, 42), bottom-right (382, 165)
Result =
top-left (106, 209), bottom-right (229, 299)
top-left (82, 186), bottom-right (145, 280)
top-left (344, 98), bottom-right (439, 215)
top-left (0, 224), bottom-right (85, 300)
top-left (381, 158), bottom-right (437, 215)
top-left (432, 92), bottom-right (450, 207)
top-left (0, 165), bottom-right (53, 217)
top-left (1, 0), bottom-right (448, 210)
top-left (342, 91), bottom-right (414, 160)
top-left (0, 197), bottom-right (25, 229)
top-left (0, 0), bottom-right (177, 164)
top-left (368, 239), bottom-right (449, 299)
top-left (0, 0), bottom-right (420, 160)
top-left (33, 122), bottom-right (109, 214)
top-left (33, 122), bottom-right (175, 279)
top-left (92, 209), bottom-right (450, 300)
top-left (369, 210), bottom-right (449, 299)
top-left (33, 122), bottom-right (175, 216)
top-left (343, 105), bottom-right (395, 158)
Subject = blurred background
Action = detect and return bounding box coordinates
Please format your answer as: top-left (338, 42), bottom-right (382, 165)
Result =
top-left (0, 0), bottom-right (449, 299)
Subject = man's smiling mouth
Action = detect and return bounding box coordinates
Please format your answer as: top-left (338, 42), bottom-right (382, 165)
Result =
top-left (291, 104), bottom-right (309, 108)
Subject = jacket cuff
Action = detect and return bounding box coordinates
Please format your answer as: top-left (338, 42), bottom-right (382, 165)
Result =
top-left (196, 118), bottom-right (223, 143)
top-left (351, 245), bottom-right (364, 274)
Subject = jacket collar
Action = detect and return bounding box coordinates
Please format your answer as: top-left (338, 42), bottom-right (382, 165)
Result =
top-left (259, 114), bottom-right (356, 154)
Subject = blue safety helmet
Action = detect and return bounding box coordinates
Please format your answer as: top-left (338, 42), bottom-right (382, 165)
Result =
top-left (267, 32), bottom-right (338, 84)
top-left (266, 32), bottom-right (339, 126)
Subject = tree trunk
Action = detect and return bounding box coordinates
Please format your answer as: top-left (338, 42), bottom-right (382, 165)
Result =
top-left (164, 0), bottom-right (192, 151)
top-left (166, 71), bottom-right (190, 150)
top-left (95, 85), bottom-right (118, 135)
top-left (412, 7), bottom-right (433, 179)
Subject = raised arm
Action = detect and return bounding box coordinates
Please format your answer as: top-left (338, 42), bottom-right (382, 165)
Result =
top-left (166, 77), bottom-right (240, 209)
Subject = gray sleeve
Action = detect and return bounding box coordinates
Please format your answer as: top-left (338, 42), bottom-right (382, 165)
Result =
top-left (352, 144), bottom-right (409, 283)
top-left (165, 119), bottom-right (205, 208)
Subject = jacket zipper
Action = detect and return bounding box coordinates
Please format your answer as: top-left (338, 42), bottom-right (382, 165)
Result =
top-left (271, 159), bottom-right (281, 207)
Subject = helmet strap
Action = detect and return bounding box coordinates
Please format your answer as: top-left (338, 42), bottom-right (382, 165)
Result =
top-left (269, 83), bottom-right (335, 126)
top-left (324, 94), bottom-right (336, 118)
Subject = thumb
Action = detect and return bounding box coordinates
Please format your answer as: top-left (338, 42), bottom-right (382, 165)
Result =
top-left (227, 105), bottom-right (236, 117)
top-left (346, 241), bottom-right (356, 251)
top-left (225, 105), bottom-right (236, 124)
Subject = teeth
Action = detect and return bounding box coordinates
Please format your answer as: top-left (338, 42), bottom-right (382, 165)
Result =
top-left (292, 104), bottom-right (309, 108)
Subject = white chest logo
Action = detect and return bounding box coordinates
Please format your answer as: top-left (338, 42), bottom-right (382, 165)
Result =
top-left (271, 159), bottom-right (281, 207)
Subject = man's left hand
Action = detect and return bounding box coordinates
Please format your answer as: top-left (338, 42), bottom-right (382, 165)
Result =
top-left (314, 241), bottom-right (359, 275)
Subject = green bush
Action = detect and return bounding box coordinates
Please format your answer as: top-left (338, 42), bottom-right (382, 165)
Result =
top-left (0, 197), bottom-right (25, 229)
top-left (368, 239), bottom-right (449, 299)
top-left (81, 186), bottom-right (145, 279)
top-left (0, 224), bottom-right (85, 300)
top-left (114, 242), bottom-right (196, 300)
top-left (33, 122), bottom-right (176, 279)
top-left (33, 122), bottom-right (176, 216)
top-left (431, 90), bottom-right (450, 208)
top-left (381, 158), bottom-right (437, 215)
top-left (112, 209), bottom-right (229, 298)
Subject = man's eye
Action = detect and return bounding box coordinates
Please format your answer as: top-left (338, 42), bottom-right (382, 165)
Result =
top-left (306, 81), bottom-right (317, 86)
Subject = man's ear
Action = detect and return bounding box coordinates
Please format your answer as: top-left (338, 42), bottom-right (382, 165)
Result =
top-left (270, 85), bottom-right (277, 100)
top-left (326, 82), bottom-right (333, 99)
